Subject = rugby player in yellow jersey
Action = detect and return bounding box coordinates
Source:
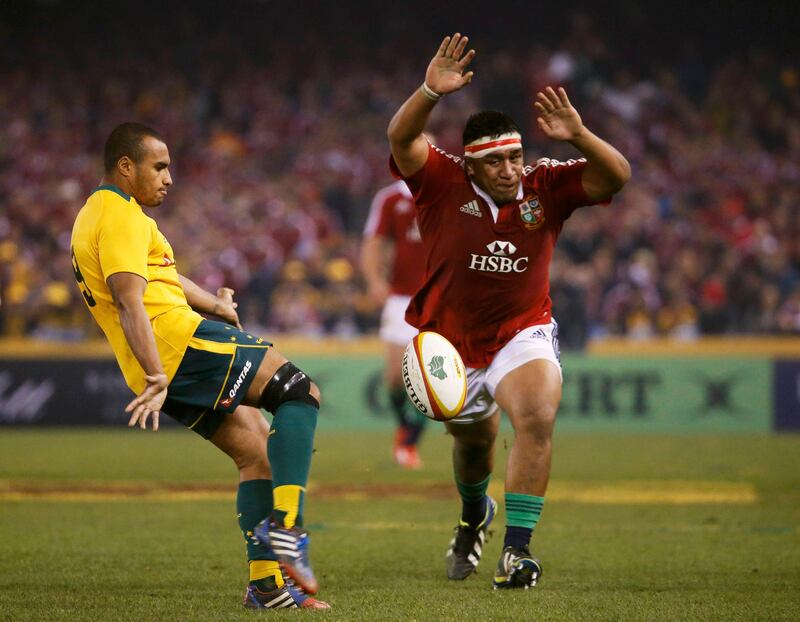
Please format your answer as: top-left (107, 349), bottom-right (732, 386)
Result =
top-left (70, 122), bottom-right (329, 610)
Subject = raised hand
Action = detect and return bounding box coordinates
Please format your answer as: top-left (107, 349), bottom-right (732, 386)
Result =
top-left (424, 33), bottom-right (476, 96)
top-left (125, 372), bottom-right (168, 431)
top-left (214, 287), bottom-right (242, 329)
top-left (534, 87), bottom-right (584, 141)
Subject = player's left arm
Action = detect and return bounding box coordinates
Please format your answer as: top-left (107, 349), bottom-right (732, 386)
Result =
top-left (178, 274), bottom-right (242, 329)
top-left (535, 86), bottom-right (631, 202)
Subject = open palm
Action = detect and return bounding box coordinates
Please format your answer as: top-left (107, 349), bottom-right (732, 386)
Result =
top-left (125, 373), bottom-right (168, 431)
top-left (535, 87), bottom-right (584, 141)
top-left (425, 33), bottom-right (476, 95)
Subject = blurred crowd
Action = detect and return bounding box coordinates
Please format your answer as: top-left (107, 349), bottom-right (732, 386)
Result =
top-left (1, 2), bottom-right (798, 345)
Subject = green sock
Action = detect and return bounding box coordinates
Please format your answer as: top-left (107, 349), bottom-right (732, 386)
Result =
top-left (236, 479), bottom-right (274, 561)
top-left (268, 401), bottom-right (318, 528)
top-left (504, 493), bottom-right (544, 549)
top-left (456, 475), bottom-right (491, 527)
top-left (505, 492), bottom-right (544, 529)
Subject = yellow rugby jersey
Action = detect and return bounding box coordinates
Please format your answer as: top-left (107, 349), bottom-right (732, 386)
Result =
top-left (70, 185), bottom-right (202, 393)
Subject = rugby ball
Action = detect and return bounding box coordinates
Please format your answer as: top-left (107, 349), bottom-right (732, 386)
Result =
top-left (402, 331), bottom-right (467, 421)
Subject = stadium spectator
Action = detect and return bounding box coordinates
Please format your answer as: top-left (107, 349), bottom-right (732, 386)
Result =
top-left (0, 2), bottom-right (798, 341)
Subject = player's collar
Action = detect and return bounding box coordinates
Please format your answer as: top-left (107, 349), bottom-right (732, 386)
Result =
top-left (92, 184), bottom-right (131, 202)
top-left (394, 179), bottom-right (413, 198)
top-left (470, 180), bottom-right (523, 224)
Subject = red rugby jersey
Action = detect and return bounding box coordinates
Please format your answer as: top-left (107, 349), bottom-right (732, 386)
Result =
top-left (390, 144), bottom-right (594, 367)
top-left (363, 180), bottom-right (426, 296)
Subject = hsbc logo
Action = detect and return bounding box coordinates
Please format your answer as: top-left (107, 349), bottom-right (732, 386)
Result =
top-left (486, 241), bottom-right (516, 256)
top-left (469, 240), bottom-right (529, 273)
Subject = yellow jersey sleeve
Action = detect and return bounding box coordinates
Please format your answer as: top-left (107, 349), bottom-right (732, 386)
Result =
top-left (98, 201), bottom-right (151, 281)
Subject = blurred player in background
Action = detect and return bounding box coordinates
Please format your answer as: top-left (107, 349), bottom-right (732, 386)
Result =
top-left (70, 123), bottom-right (329, 610)
top-left (361, 178), bottom-right (428, 468)
top-left (388, 34), bottom-right (630, 589)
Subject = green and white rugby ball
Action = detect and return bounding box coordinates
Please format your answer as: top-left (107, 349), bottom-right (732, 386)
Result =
top-left (402, 331), bottom-right (467, 421)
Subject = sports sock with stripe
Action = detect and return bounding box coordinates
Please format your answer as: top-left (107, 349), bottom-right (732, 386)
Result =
top-left (268, 401), bottom-right (318, 528)
top-left (237, 479), bottom-right (283, 589)
top-left (249, 560), bottom-right (283, 591)
top-left (457, 474), bottom-right (491, 527)
top-left (504, 492), bottom-right (544, 550)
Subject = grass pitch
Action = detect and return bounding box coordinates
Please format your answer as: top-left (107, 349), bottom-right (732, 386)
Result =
top-left (1, 428), bottom-right (799, 621)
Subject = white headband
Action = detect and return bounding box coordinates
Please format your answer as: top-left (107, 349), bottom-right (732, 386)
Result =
top-left (464, 132), bottom-right (522, 159)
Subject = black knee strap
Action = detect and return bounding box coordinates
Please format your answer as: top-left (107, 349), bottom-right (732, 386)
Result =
top-left (259, 362), bottom-right (319, 413)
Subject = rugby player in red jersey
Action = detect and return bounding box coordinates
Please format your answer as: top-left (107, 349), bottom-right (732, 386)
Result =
top-left (387, 33), bottom-right (630, 589)
top-left (361, 180), bottom-right (428, 469)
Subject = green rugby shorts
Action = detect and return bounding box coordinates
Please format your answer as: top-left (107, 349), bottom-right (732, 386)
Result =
top-left (161, 319), bottom-right (271, 439)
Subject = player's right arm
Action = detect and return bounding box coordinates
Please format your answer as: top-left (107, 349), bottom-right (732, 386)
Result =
top-left (107, 272), bottom-right (168, 431)
top-left (388, 33), bottom-right (475, 178)
top-left (360, 234), bottom-right (392, 305)
top-left (96, 203), bottom-right (167, 431)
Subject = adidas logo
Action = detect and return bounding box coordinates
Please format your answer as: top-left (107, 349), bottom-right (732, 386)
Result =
top-left (529, 328), bottom-right (547, 340)
top-left (486, 240), bottom-right (517, 256)
top-left (459, 200), bottom-right (482, 217)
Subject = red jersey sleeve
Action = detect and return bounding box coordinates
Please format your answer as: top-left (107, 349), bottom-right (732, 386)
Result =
top-left (389, 143), bottom-right (464, 210)
top-left (533, 157), bottom-right (598, 220)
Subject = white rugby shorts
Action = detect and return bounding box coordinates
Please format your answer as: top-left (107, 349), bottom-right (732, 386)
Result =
top-left (379, 294), bottom-right (419, 346)
top-left (450, 320), bottom-right (562, 425)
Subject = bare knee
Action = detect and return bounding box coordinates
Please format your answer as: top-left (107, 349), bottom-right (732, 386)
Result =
top-left (232, 422), bottom-right (270, 477)
top-left (210, 407), bottom-right (271, 478)
top-left (232, 445), bottom-right (268, 473)
top-left (514, 403), bottom-right (557, 443)
top-left (455, 430), bottom-right (495, 453)
top-left (449, 422), bottom-right (497, 459)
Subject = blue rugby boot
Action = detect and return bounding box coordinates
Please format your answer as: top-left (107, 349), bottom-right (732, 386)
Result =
top-left (446, 496), bottom-right (497, 580)
top-left (253, 520), bottom-right (319, 595)
top-left (243, 583), bottom-right (330, 610)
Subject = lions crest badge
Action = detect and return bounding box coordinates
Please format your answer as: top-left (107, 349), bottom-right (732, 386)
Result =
top-left (519, 195), bottom-right (545, 230)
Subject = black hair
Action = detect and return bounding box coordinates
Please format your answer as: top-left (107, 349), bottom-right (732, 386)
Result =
top-left (103, 122), bottom-right (163, 173)
top-left (462, 110), bottom-right (521, 146)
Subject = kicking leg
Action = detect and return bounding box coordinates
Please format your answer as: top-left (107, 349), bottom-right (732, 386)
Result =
top-left (241, 347), bottom-right (322, 594)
